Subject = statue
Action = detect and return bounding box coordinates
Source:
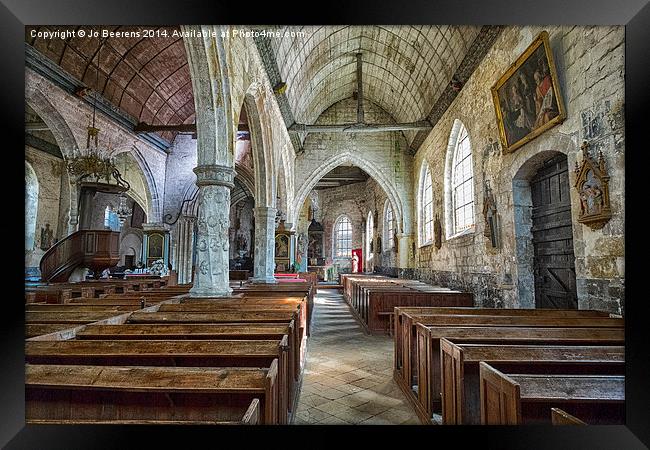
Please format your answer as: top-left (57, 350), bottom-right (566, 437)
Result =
top-left (236, 234), bottom-right (247, 252)
top-left (574, 141), bottom-right (612, 230)
top-left (434, 214), bottom-right (442, 249)
top-left (40, 223), bottom-right (54, 250)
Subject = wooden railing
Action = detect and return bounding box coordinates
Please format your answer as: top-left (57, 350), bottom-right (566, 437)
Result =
top-left (39, 230), bottom-right (121, 282)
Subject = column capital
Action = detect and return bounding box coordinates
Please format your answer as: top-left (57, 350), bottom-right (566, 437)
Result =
top-left (194, 164), bottom-right (236, 188)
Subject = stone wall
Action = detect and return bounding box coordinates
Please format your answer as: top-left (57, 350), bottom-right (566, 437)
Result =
top-left (402, 26), bottom-right (625, 313)
top-left (316, 184), bottom-right (366, 269)
top-left (293, 98), bottom-right (414, 236)
top-left (25, 146), bottom-right (65, 269)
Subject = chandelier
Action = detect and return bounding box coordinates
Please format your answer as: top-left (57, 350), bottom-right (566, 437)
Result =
top-left (65, 38), bottom-right (132, 227)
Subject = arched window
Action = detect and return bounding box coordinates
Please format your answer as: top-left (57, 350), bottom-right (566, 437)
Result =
top-left (418, 163), bottom-right (434, 246)
top-left (383, 200), bottom-right (395, 251)
top-left (366, 211), bottom-right (374, 261)
top-left (333, 215), bottom-right (352, 258)
top-left (445, 120), bottom-right (475, 238)
top-left (25, 162), bottom-right (39, 251)
top-left (104, 205), bottom-right (121, 231)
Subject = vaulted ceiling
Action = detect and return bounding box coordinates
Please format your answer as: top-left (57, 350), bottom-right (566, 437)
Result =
top-left (267, 26), bottom-right (482, 139)
top-left (26, 26), bottom-right (193, 143)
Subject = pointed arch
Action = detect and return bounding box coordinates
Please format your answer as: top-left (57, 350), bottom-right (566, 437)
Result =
top-left (417, 160), bottom-right (434, 247)
top-left (292, 152), bottom-right (408, 235)
top-left (444, 119), bottom-right (475, 239)
top-left (383, 199), bottom-right (395, 252)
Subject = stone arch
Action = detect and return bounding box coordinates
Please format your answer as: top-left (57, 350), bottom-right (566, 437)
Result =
top-left (511, 147), bottom-right (574, 309)
top-left (127, 147), bottom-right (159, 222)
top-left (241, 81), bottom-right (275, 208)
top-left (24, 86), bottom-right (79, 157)
top-left (292, 152), bottom-right (407, 235)
top-left (25, 85), bottom-right (79, 234)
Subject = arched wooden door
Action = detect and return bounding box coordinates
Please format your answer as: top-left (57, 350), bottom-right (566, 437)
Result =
top-left (530, 154), bottom-right (578, 309)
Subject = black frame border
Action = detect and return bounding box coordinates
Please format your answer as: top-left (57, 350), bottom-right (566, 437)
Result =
top-left (2, 0), bottom-right (648, 448)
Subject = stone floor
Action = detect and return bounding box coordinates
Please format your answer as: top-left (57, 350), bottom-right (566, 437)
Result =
top-left (292, 289), bottom-right (420, 425)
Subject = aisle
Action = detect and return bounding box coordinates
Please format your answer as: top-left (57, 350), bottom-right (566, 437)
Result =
top-left (293, 289), bottom-right (420, 425)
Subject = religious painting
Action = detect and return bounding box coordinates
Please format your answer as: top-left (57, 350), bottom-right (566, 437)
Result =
top-left (491, 31), bottom-right (566, 154)
top-left (275, 234), bottom-right (289, 258)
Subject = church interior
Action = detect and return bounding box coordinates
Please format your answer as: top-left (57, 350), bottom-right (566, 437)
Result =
top-left (24, 25), bottom-right (625, 425)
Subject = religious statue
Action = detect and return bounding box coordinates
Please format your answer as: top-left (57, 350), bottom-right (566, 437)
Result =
top-left (574, 141), bottom-right (612, 230)
top-left (352, 253), bottom-right (359, 273)
top-left (434, 214), bottom-right (442, 250)
top-left (40, 223), bottom-right (54, 250)
top-left (482, 181), bottom-right (499, 248)
top-left (579, 171), bottom-right (604, 216)
top-left (236, 234), bottom-right (247, 252)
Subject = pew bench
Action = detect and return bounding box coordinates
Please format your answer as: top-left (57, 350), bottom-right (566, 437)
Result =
top-left (479, 362), bottom-right (624, 425)
top-left (439, 340), bottom-right (625, 424)
top-left (411, 324), bottom-right (625, 423)
top-left (26, 362), bottom-right (279, 424)
top-left (551, 407), bottom-right (587, 425)
top-left (26, 337), bottom-right (291, 423)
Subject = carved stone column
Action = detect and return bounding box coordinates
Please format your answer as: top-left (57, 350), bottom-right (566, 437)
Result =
top-left (189, 165), bottom-right (235, 297)
top-left (251, 206), bottom-right (277, 284)
top-left (397, 233), bottom-right (413, 268)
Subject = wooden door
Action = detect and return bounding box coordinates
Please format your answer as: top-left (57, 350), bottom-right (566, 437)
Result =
top-left (530, 154), bottom-right (578, 309)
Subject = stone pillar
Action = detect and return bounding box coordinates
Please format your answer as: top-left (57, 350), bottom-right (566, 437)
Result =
top-left (189, 165), bottom-right (235, 297)
top-left (173, 216), bottom-right (196, 285)
top-left (251, 206), bottom-right (277, 284)
top-left (397, 233), bottom-right (413, 268)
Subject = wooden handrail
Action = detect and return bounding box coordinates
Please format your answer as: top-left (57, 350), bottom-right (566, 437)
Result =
top-left (40, 230), bottom-right (121, 282)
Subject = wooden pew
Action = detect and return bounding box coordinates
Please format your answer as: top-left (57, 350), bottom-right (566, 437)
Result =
top-left (394, 307), bottom-right (620, 399)
top-left (26, 362), bottom-right (279, 424)
top-left (479, 362), bottom-right (624, 425)
top-left (127, 310), bottom-right (298, 324)
top-left (410, 325), bottom-right (624, 423)
top-left (439, 340), bottom-right (625, 424)
top-left (75, 322), bottom-right (302, 397)
top-left (551, 407), bottom-right (587, 425)
top-left (26, 311), bottom-right (130, 325)
top-left (127, 309), bottom-right (304, 372)
top-left (26, 324), bottom-right (80, 338)
top-left (26, 338), bottom-right (291, 424)
top-left (26, 304), bottom-right (142, 312)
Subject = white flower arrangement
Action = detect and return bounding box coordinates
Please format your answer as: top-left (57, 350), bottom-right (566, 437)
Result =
top-left (149, 259), bottom-right (167, 276)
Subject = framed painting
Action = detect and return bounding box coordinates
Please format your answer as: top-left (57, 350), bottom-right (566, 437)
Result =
top-left (275, 234), bottom-right (289, 258)
top-left (491, 31), bottom-right (566, 154)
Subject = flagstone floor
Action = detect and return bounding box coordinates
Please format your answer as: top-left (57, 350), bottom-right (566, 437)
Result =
top-left (292, 289), bottom-right (420, 425)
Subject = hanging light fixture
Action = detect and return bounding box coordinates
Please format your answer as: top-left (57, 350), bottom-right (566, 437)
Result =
top-left (65, 37), bottom-right (126, 189)
top-left (65, 36), bottom-right (132, 228)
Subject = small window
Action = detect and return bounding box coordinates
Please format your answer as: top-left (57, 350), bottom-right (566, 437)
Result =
top-left (383, 200), bottom-right (395, 251)
top-left (104, 206), bottom-right (120, 232)
top-left (366, 211), bottom-right (374, 261)
top-left (445, 120), bottom-right (475, 238)
top-left (451, 125), bottom-right (474, 234)
top-left (418, 163), bottom-right (434, 246)
top-left (333, 216), bottom-right (352, 258)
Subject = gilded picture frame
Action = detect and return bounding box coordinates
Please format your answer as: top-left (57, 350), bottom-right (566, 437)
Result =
top-left (491, 31), bottom-right (566, 154)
